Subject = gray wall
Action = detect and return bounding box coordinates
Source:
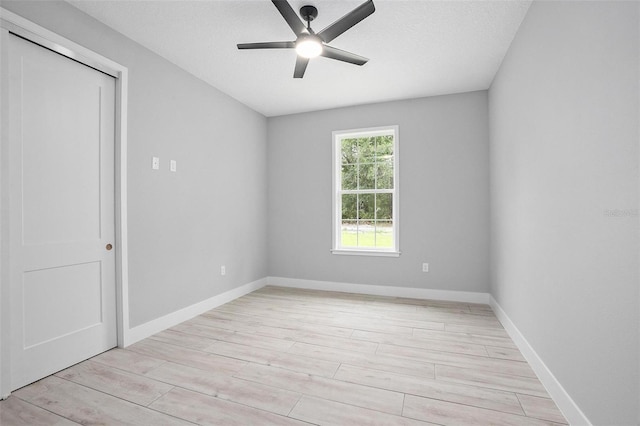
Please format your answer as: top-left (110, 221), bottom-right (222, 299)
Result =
top-left (2, 1), bottom-right (268, 327)
top-left (489, 1), bottom-right (639, 424)
top-left (267, 92), bottom-right (490, 292)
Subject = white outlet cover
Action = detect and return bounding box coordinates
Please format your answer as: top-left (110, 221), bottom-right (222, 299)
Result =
top-left (152, 156), bottom-right (160, 170)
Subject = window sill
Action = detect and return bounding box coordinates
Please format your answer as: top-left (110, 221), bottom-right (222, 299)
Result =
top-left (331, 249), bottom-right (401, 258)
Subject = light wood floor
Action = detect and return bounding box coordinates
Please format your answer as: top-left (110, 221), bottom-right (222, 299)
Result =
top-left (1, 286), bottom-right (567, 425)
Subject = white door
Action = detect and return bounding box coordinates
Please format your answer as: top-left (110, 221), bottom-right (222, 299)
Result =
top-left (8, 34), bottom-right (117, 390)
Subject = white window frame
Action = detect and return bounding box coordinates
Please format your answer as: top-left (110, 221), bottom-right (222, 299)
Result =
top-left (332, 125), bottom-right (400, 257)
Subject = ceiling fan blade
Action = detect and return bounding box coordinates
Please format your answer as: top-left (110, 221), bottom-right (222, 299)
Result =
top-left (294, 56), bottom-right (309, 78)
top-left (317, 0), bottom-right (375, 43)
top-left (237, 41), bottom-right (295, 50)
top-left (272, 0), bottom-right (307, 36)
top-left (321, 45), bottom-right (368, 66)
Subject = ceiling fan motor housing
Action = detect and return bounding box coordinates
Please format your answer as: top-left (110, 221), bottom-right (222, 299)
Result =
top-left (300, 5), bottom-right (318, 22)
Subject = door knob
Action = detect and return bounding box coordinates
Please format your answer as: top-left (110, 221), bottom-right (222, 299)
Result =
top-left (106, 243), bottom-right (113, 251)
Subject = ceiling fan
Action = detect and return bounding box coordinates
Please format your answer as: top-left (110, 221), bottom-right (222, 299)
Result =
top-left (237, 0), bottom-right (375, 78)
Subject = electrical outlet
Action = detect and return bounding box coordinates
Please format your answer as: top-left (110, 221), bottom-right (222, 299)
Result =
top-left (422, 263), bottom-right (429, 272)
top-left (220, 265), bottom-right (226, 276)
top-left (152, 156), bottom-right (160, 170)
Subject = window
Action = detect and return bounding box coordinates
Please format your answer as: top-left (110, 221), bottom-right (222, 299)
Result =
top-left (332, 126), bottom-right (399, 256)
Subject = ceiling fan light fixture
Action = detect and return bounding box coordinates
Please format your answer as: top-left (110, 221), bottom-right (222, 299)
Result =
top-left (295, 35), bottom-right (323, 58)
top-left (237, 0), bottom-right (375, 78)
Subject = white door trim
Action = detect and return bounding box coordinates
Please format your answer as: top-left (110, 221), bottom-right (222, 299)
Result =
top-left (0, 7), bottom-right (130, 398)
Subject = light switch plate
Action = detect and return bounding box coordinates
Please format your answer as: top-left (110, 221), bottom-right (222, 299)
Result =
top-left (170, 160), bottom-right (177, 172)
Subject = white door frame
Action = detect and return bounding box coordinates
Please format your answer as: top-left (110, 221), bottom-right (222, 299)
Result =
top-left (0, 8), bottom-right (130, 398)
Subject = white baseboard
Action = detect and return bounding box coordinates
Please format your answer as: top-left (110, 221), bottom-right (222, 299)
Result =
top-left (267, 276), bottom-right (490, 304)
top-left (490, 296), bottom-right (591, 426)
top-left (123, 278), bottom-right (267, 346)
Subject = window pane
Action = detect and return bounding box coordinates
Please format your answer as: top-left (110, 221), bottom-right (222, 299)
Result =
top-left (342, 194), bottom-right (357, 220)
top-left (341, 164), bottom-right (357, 190)
top-left (358, 194), bottom-right (375, 220)
top-left (341, 220), bottom-right (358, 247)
top-left (376, 160), bottom-right (393, 189)
top-left (375, 220), bottom-right (393, 248)
top-left (341, 138), bottom-right (358, 164)
top-left (358, 137), bottom-right (376, 163)
top-left (376, 193), bottom-right (392, 220)
top-left (356, 220), bottom-right (376, 247)
top-left (375, 135), bottom-right (394, 158)
top-left (359, 163), bottom-right (375, 190)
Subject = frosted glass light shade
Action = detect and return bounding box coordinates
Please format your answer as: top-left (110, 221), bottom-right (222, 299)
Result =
top-left (296, 36), bottom-right (322, 58)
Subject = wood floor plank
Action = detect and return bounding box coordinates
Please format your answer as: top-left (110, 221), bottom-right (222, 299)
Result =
top-left (239, 297), bottom-right (422, 321)
top-left (486, 345), bottom-right (527, 362)
top-left (381, 295), bottom-right (473, 309)
top-left (413, 314), bottom-right (502, 329)
top-left (186, 312), bottom-right (356, 341)
top-left (412, 327), bottom-right (518, 349)
top-left (469, 304), bottom-right (495, 314)
top-left (269, 351), bottom-right (341, 377)
top-left (518, 394), bottom-right (568, 424)
top-left (403, 394), bottom-right (559, 426)
top-left (289, 341), bottom-right (436, 379)
top-left (149, 387), bottom-right (307, 426)
top-left (334, 364), bottom-right (525, 415)
top-left (255, 322), bottom-right (355, 339)
top-left (352, 329), bottom-right (489, 356)
top-left (287, 331), bottom-right (379, 353)
top-left (172, 321), bottom-right (241, 341)
top-left (234, 362), bottom-right (405, 415)
top-left (203, 339), bottom-right (275, 363)
top-left (289, 395), bottom-right (435, 426)
top-left (378, 343), bottom-right (537, 378)
top-left (217, 329), bottom-right (296, 352)
top-left (144, 361), bottom-right (300, 415)
top-left (328, 314), bottom-right (444, 333)
top-left (367, 305), bottom-right (502, 327)
top-left (201, 339), bottom-right (340, 377)
top-left (126, 338), bottom-right (247, 374)
top-left (173, 322), bottom-right (295, 351)
top-left (14, 376), bottom-right (191, 425)
top-left (188, 314), bottom-right (263, 333)
top-left (211, 305), bottom-right (436, 335)
top-left (445, 323), bottom-right (511, 338)
top-left (90, 347), bottom-right (167, 375)
top-left (0, 396), bottom-right (76, 426)
top-left (150, 328), bottom-right (217, 350)
top-left (436, 365), bottom-right (548, 397)
top-left (55, 360), bottom-right (174, 406)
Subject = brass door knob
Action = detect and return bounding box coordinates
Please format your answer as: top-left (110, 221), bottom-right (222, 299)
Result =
top-left (106, 243), bottom-right (113, 251)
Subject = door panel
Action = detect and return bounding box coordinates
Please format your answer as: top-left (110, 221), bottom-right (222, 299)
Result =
top-left (8, 34), bottom-right (117, 390)
top-left (23, 262), bottom-right (103, 348)
top-left (21, 76), bottom-right (102, 245)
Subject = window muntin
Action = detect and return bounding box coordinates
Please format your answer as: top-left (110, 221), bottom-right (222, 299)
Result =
top-left (333, 126), bottom-right (399, 256)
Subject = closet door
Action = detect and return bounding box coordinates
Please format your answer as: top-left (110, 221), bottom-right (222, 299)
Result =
top-left (8, 34), bottom-right (117, 390)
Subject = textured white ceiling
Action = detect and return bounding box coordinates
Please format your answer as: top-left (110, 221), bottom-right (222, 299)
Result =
top-left (68, 0), bottom-right (531, 117)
